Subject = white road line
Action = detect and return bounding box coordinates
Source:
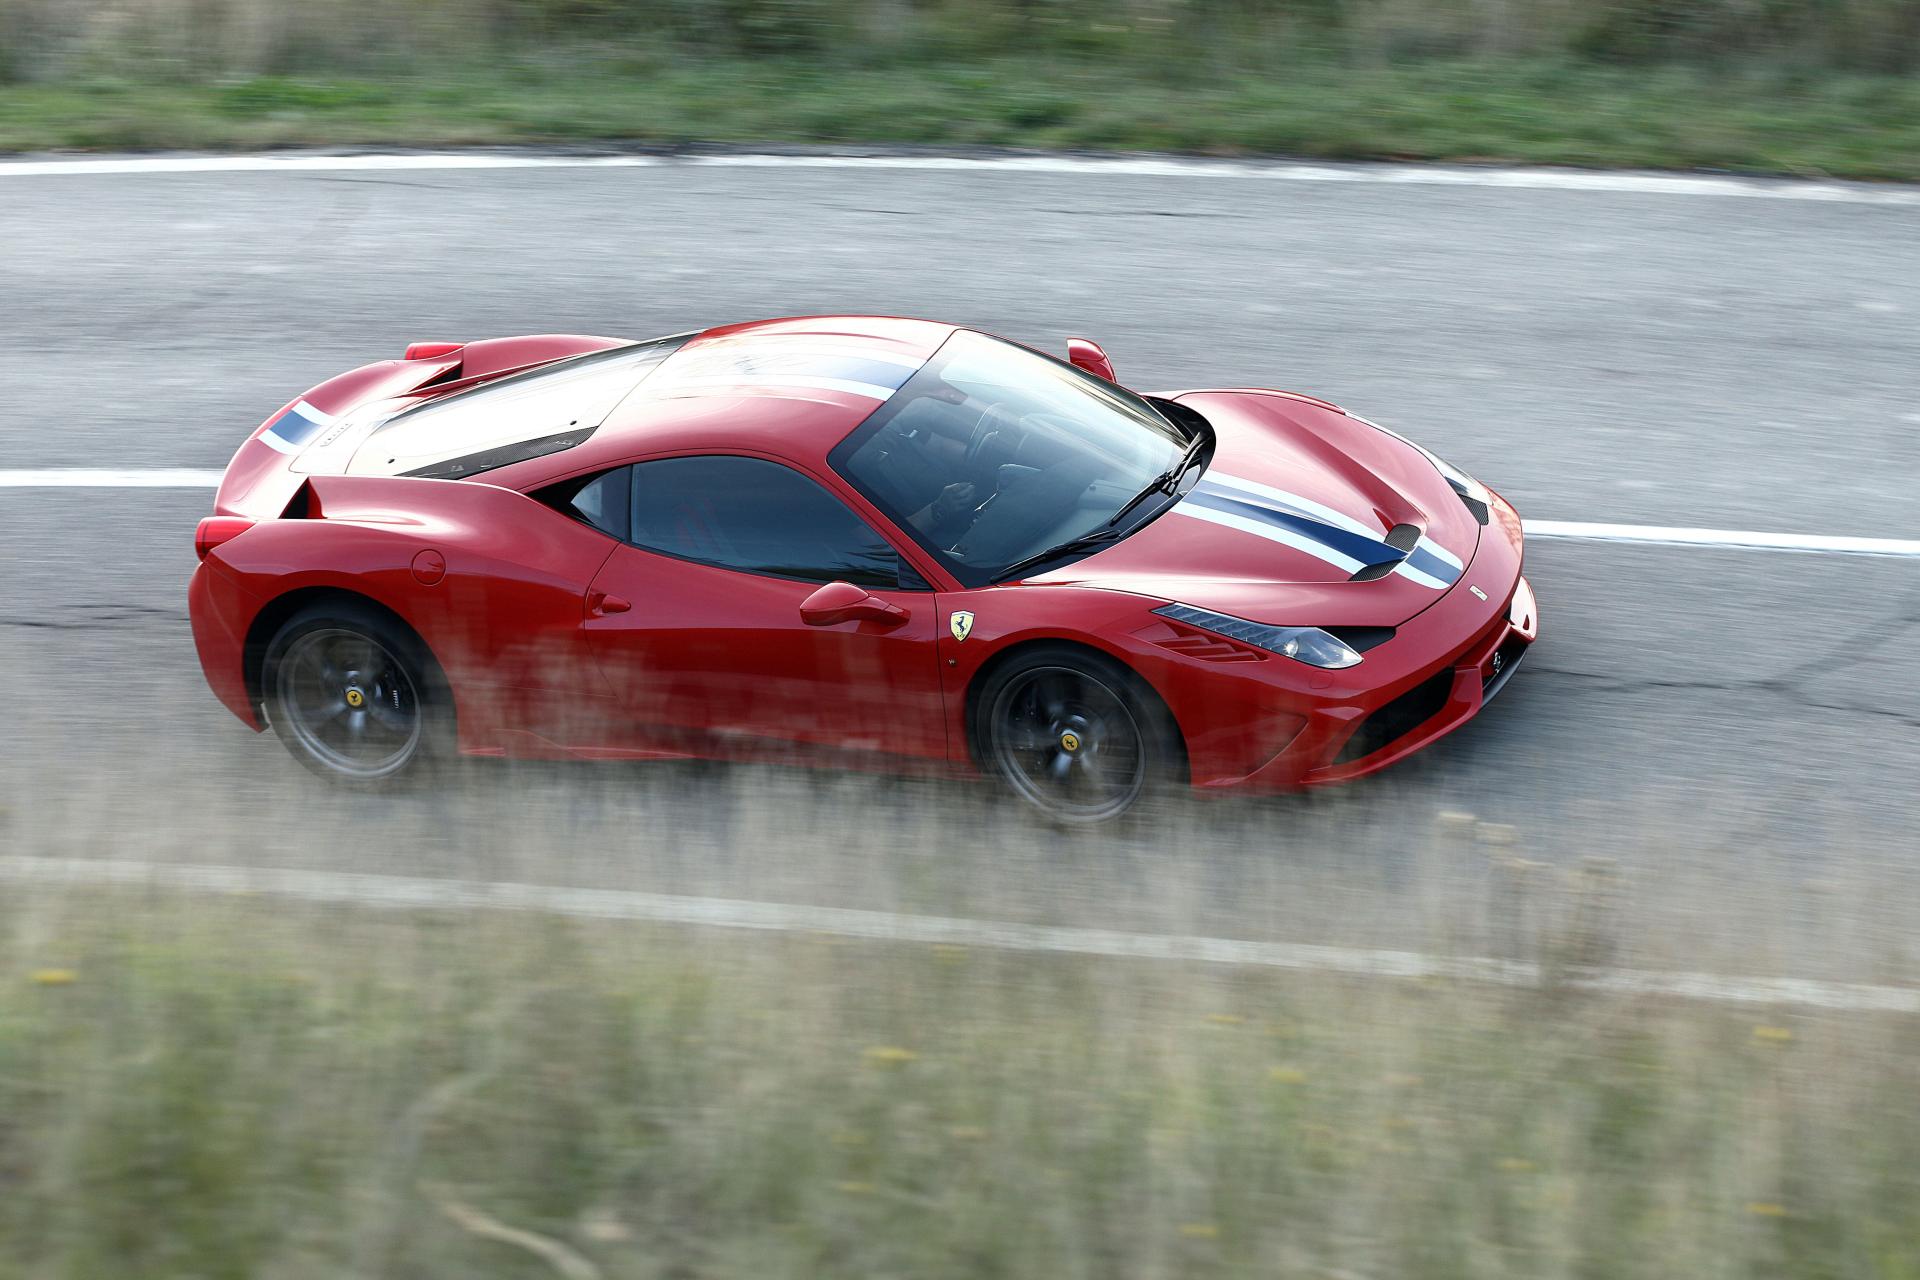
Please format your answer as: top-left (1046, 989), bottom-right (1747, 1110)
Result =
top-left (0, 468), bottom-right (227, 488)
top-left (4, 468), bottom-right (1915, 559)
top-left (1523, 520), bottom-right (1920, 558)
top-left (2, 855), bottom-right (1913, 1013)
top-left (2, 150), bottom-right (1919, 207)
top-left (0, 154), bottom-right (658, 177)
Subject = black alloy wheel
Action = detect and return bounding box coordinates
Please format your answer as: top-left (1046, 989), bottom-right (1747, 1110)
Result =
top-left (263, 603), bottom-right (443, 784)
top-left (978, 649), bottom-right (1169, 823)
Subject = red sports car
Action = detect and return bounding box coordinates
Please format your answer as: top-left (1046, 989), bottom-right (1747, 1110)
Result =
top-left (190, 317), bottom-right (1537, 822)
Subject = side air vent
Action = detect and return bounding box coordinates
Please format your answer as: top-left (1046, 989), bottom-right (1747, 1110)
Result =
top-left (1383, 523), bottom-right (1421, 552)
top-left (1153, 631), bottom-right (1266, 663)
top-left (280, 482), bottom-right (317, 519)
top-left (1350, 561), bottom-right (1395, 582)
top-left (1458, 492), bottom-right (1491, 525)
top-left (1349, 523), bottom-right (1422, 582)
top-left (415, 361), bottom-right (466, 390)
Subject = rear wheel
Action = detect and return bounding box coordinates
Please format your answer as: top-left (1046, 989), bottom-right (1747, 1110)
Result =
top-left (975, 647), bottom-right (1175, 824)
top-left (262, 602), bottom-right (446, 785)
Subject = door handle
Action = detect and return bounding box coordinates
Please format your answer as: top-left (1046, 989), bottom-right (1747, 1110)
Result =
top-left (589, 591), bottom-right (631, 616)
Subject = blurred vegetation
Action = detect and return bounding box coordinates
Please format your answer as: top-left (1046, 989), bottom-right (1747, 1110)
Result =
top-left (0, 56), bottom-right (1918, 177)
top-left (4, 886), bottom-right (1920, 1277)
top-left (0, 0), bottom-right (1917, 174)
top-left (4, 0), bottom-right (1920, 79)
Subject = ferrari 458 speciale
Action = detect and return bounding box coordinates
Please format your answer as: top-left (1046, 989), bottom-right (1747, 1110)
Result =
top-left (190, 316), bottom-right (1537, 821)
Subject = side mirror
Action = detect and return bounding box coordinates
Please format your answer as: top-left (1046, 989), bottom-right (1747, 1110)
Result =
top-left (1066, 337), bottom-right (1116, 382)
top-left (799, 580), bottom-right (909, 628)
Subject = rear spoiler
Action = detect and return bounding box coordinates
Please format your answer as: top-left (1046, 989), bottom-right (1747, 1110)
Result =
top-left (391, 334), bottom-right (630, 398)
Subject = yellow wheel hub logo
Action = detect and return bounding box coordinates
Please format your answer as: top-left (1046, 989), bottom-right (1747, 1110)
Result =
top-left (344, 688), bottom-right (366, 709)
top-left (1059, 731), bottom-right (1082, 753)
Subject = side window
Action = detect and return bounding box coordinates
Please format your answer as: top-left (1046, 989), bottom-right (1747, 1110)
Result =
top-left (629, 456), bottom-right (912, 589)
top-left (539, 466), bottom-right (631, 539)
top-left (569, 467), bottom-right (630, 539)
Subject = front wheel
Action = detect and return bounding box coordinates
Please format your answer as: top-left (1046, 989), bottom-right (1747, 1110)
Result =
top-left (975, 647), bottom-right (1177, 824)
top-left (262, 601), bottom-right (447, 785)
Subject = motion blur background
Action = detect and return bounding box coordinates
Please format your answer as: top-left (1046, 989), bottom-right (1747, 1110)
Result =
top-left (1, 0), bottom-right (1918, 173)
top-left (4, 2), bottom-right (1920, 1276)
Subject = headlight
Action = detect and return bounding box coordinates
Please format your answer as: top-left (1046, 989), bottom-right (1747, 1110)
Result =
top-left (1153, 603), bottom-right (1363, 669)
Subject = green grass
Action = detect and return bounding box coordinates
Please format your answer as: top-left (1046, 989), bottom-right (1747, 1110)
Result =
top-left (3, 57), bottom-right (1919, 180)
top-left (5, 886), bottom-right (1920, 1278)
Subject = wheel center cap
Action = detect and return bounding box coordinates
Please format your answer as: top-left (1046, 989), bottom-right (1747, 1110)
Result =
top-left (344, 686), bottom-right (367, 710)
top-left (1059, 730), bottom-right (1082, 753)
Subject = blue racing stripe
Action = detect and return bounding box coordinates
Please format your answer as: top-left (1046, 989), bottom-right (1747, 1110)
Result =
top-left (263, 403), bottom-right (331, 449)
top-left (1404, 543), bottom-right (1463, 585)
top-left (1183, 485), bottom-right (1406, 568)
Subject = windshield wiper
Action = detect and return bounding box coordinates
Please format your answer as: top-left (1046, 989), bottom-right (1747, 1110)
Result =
top-left (1104, 431), bottom-right (1208, 531)
top-left (991, 432), bottom-right (1207, 584)
top-left (991, 528), bottom-right (1129, 584)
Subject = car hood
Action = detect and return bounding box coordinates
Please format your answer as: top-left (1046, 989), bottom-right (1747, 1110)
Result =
top-left (1032, 390), bottom-right (1483, 628)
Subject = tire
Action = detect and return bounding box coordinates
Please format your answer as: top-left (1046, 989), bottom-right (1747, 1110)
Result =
top-left (261, 600), bottom-right (449, 786)
top-left (973, 645), bottom-right (1178, 824)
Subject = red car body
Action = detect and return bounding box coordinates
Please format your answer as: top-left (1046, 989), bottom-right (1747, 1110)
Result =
top-left (190, 316), bottom-right (1536, 795)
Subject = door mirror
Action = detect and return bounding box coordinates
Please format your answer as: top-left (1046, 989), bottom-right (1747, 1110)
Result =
top-left (799, 580), bottom-right (910, 627)
top-left (1066, 337), bottom-right (1116, 382)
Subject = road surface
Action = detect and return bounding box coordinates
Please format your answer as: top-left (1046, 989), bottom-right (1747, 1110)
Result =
top-left (3, 151), bottom-right (1915, 973)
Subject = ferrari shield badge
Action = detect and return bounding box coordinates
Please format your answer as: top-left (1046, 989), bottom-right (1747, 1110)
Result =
top-left (950, 611), bottom-right (975, 643)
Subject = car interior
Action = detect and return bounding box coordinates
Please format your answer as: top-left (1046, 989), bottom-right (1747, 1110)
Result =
top-left (844, 387), bottom-right (1150, 572)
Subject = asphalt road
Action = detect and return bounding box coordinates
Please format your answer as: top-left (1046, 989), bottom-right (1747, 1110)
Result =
top-left (2, 154), bottom-right (1917, 969)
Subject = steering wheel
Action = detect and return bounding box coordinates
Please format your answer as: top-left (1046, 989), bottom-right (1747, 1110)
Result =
top-left (965, 402), bottom-right (1021, 472)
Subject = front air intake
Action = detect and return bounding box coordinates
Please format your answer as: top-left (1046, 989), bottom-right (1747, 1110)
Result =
top-left (1334, 670), bottom-right (1454, 764)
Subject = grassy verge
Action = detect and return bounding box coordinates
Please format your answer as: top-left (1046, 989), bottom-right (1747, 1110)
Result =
top-left (4, 884), bottom-right (1919, 1278)
top-left (3, 57), bottom-right (1920, 180)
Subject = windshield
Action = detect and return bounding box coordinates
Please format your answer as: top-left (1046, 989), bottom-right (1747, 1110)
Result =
top-left (829, 331), bottom-right (1194, 586)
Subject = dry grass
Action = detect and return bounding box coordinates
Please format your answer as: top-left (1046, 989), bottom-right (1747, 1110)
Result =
top-left (3, 880), bottom-right (1919, 1278)
top-left (2, 750), bottom-right (1919, 1276)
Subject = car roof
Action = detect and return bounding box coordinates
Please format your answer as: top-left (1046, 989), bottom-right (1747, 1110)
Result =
top-left (487, 315), bottom-right (958, 488)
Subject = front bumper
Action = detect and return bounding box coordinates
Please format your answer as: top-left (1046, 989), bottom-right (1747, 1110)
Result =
top-left (1190, 497), bottom-right (1536, 792)
top-left (1288, 573), bottom-right (1535, 786)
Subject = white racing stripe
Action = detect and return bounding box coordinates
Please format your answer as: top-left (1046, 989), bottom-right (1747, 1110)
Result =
top-left (1, 855), bottom-right (1913, 1013)
top-left (651, 373), bottom-right (903, 400)
top-left (0, 470), bottom-right (1915, 558)
top-left (692, 339), bottom-right (929, 371)
top-left (1391, 559), bottom-right (1450, 590)
top-left (2, 150), bottom-right (1919, 207)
